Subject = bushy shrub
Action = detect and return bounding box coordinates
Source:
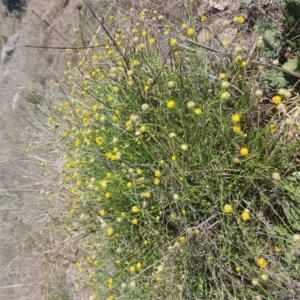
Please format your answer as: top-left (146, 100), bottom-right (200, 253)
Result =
top-left (33, 3), bottom-right (300, 300)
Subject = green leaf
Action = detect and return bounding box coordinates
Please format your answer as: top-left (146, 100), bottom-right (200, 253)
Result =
top-left (283, 57), bottom-right (300, 74)
top-left (282, 57), bottom-right (300, 87)
top-left (267, 69), bottom-right (288, 88)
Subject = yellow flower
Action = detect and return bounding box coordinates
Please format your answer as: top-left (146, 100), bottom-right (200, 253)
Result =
top-left (108, 277), bottom-right (113, 289)
top-left (257, 257), bottom-right (267, 268)
top-left (221, 92), bottom-right (230, 100)
top-left (201, 16), bottom-right (208, 23)
top-left (222, 40), bottom-right (230, 47)
top-left (155, 170), bottom-right (162, 177)
top-left (236, 266), bottom-right (242, 272)
top-left (107, 227), bottom-right (114, 236)
top-left (107, 49), bottom-right (114, 56)
top-left (187, 28), bottom-right (195, 37)
top-left (100, 209), bottom-right (106, 216)
top-left (140, 125), bottom-right (147, 132)
top-left (127, 182), bottom-right (133, 188)
top-left (144, 191), bottom-right (151, 198)
top-left (194, 108), bottom-right (202, 115)
top-left (136, 262), bottom-right (142, 270)
top-left (105, 192), bottom-right (112, 198)
top-left (153, 178), bottom-right (160, 185)
top-left (181, 23), bottom-right (188, 29)
top-left (132, 206), bottom-right (140, 213)
top-left (129, 265), bottom-right (136, 273)
top-left (179, 236), bottom-right (186, 243)
top-left (234, 16), bottom-right (245, 24)
top-left (274, 246), bottom-right (282, 253)
top-left (270, 124), bottom-right (278, 133)
top-left (219, 73), bottom-right (227, 79)
top-left (240, 147), bottom-right (249, 156)
top-left (239, 60), bottom-right (247, 68)
top-left (149, 38), bottom-right (156, 45)
top-left (231, 114), bottom-right (240, 123)
top-left (170, 38), bottom-right (178, 47)
top-left (232, 125), bottom-right (241, 133)
top-left (272, 95), bottom-right (281, 104)
top-left (132, 59), bottom-right (139, 66)
top-left (75, 139), bottom-right (82, 147)
top-left (224, 204), bottom-right (233, 213)
top-left (167, 100), bottom-right (175, 108)
top-left (235, 55), bottom-right (243, 63)
top-left (241, 209), bottom-right (251, 221)
top-left (132, 218), bottom-right (138, 225)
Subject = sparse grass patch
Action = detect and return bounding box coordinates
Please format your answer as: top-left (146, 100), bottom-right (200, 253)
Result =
top-left (30, 2), bottom-right (300, 299)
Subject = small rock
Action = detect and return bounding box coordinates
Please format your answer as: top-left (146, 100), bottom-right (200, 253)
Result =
top-left (1, 33), bottom-right (20, 65)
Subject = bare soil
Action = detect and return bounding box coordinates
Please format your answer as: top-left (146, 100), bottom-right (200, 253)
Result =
top-left (0, 1), bottom-right (74, 299)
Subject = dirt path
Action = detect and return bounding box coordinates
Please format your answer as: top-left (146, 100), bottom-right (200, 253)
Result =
top-left (0, 1), bottom-right (70, 299)
top-left (0, 31), bottom-right (50, 300)
top-left (0, 0), bottom-right (94, 297)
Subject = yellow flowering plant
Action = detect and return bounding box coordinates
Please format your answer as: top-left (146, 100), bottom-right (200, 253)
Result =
top-left (28, 2), bottom-right (300, 300)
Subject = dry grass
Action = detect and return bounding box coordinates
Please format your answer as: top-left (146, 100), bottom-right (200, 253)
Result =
top-left (0, 1), bottom-right (92, 299)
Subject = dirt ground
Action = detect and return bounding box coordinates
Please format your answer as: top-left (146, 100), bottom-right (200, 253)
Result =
top-left (0, 28), bottom-right (51, 300)
top-left (0, 1), bottom-right (71, 299)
